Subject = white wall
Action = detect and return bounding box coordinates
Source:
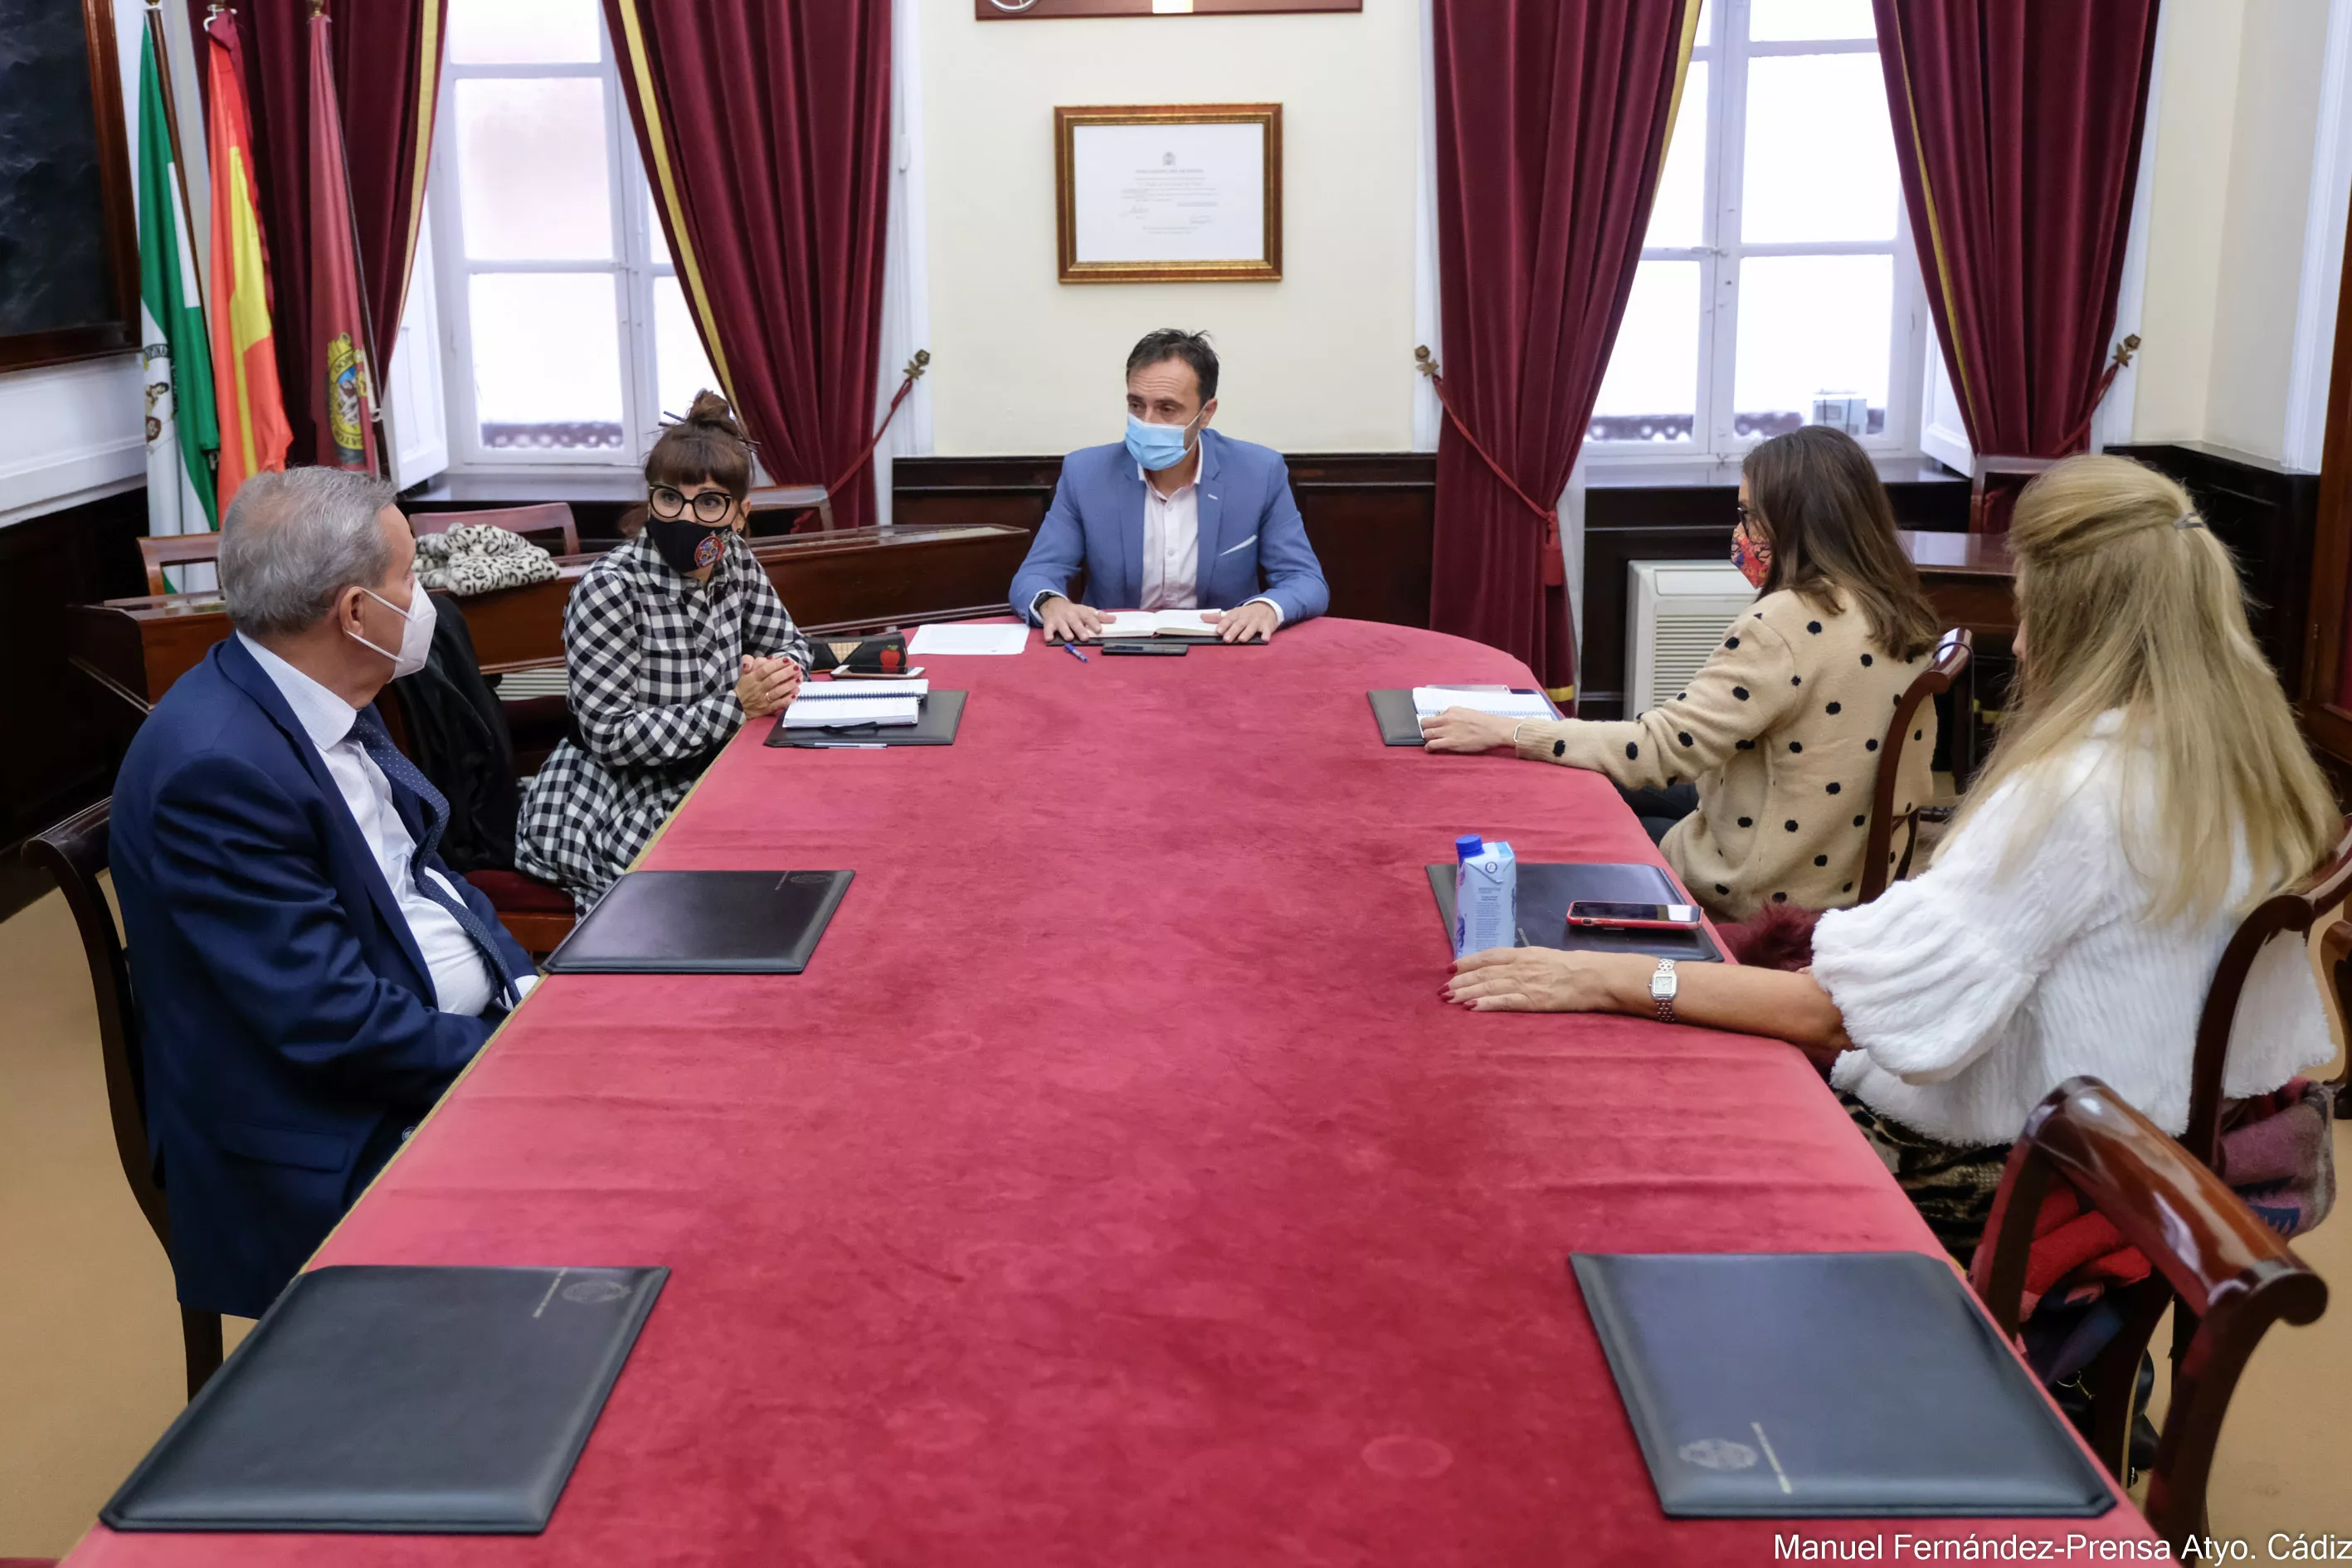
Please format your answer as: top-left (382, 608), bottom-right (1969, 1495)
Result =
top-left (918, 0), bottom-right (1419, 457)
top-left (0, 359), bottom-right (146, 529)
top-left (2131, 0), bottom-right (2341, 463)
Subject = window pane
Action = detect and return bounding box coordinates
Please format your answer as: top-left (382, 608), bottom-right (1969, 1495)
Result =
top-left (1749, 0), bottom-right (1875, 41)
top-left (455, 78), bottom-right (612, 261)
top-left (1732, 254), bottom-right (1891, 439)
top-left (1590, 261), bottom-right (1701, 443)
top-left (644, 183), bottom-right (674, 270)
top-left (1643, 61), bottom-right (1707, 249)
top-left (1741, 53), bottom-right (1897, 243)
top-left (446, 0), bottom-right (603, 65)
top-left (469, 273), bottom-right (625, 450)
top-left (653, 276), bottom-right (721, 426)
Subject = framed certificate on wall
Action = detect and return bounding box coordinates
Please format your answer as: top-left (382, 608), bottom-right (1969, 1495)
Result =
top-left (1054, 105), bottom-right (1283, 284)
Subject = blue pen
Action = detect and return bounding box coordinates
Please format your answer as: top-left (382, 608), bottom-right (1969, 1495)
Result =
top-left (1062, 640), bottom-right (1088, 664)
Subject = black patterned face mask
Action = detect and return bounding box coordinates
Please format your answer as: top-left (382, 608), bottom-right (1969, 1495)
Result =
top-left (647, 515), bottom-right (733, 576)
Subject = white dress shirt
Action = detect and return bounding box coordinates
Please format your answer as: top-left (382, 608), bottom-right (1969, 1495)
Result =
top-left (1139, 462), bottom-right (1284, 622)
top-left (238, 634), bottom-right (514, 1017)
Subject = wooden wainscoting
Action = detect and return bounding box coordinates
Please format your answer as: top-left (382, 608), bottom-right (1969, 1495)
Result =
top-left (891, 452), bottom-right (1438, 629)
top-left (2108, 442), bottom-right (2320, 698)
top-left (0, 486), bottom-right (149, 857)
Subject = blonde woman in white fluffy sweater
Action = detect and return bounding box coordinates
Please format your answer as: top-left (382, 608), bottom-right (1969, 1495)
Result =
top-left (1445, 455), bottom-right (2341, 1258)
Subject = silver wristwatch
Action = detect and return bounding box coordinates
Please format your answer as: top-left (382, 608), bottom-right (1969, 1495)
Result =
top-left (1649, 959), bottom-right (1680, 1024)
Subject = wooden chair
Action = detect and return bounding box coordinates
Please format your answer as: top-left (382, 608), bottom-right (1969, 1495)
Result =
top-left (137, 533), bottom-right (221, 597)
top-left (746, 482), bottom-right (834, 536)
top-left (2184, 821), bottom-right (2352, 1173)
top-left (1970, 1075), bottom-right (2327, 1551)
top-left (411, 502), bottom-right (581, 559)
top-left (1857, 627), bottom-right (1972, 903)
top-left (22, 801), bottom-right (224, 1400)
top-left (1970, 455), bottom-right (2059, 534)
top-left (2316, 918), bottom-right (2352, 1114)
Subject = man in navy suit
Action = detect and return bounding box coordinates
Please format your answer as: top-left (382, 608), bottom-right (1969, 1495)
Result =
top-left (1010, 329), bottom-right (1330, 645)
top-left (111, 467), bottom-right (534, 1319)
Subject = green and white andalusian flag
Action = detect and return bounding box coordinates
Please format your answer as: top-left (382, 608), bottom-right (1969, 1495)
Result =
top-left (135, 20), bottom-right (218, 583)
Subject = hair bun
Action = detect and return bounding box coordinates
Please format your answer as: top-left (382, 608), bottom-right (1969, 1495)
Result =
top-left (683, 389), bottom-right (740, 433)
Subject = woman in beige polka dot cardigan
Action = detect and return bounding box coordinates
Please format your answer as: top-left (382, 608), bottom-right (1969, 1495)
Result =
top-left (1423, 426), bottom-right (1941, 920)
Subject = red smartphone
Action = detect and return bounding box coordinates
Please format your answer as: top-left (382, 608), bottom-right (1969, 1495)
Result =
top-left (1566, 900), bottom-right (1701, 932)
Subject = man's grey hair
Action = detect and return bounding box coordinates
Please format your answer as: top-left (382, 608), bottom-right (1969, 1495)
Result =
top-left (217, 468), bottom-right (401, 636)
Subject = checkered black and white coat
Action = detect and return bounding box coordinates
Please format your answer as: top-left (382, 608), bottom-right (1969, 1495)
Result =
top-left (514, 531), bottom-right (809, 906)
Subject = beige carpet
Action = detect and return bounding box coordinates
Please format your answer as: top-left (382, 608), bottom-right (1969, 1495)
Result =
top-left (1, 886), bottom-right (2346, 1557)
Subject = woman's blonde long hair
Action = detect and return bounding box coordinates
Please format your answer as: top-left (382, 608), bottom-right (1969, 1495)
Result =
top-left (1942, 455), bottom-right (2339, 922)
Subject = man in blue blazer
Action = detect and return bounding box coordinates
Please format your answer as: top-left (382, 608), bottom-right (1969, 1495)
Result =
top-left (111, 467), bottom-right (533, 1319)
top-left (1010, 329), bottom-right (1330, 645)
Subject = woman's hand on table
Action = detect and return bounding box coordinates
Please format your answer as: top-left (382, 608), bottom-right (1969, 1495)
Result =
top-left (1444, 947), bottom-right (1644, 1013)
top-left (736, 655), bottom-right (802, 718)
top-left (1420, 707), bottom-right (1522, 753)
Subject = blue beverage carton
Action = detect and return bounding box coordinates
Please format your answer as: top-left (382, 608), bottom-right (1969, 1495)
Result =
top-left (1453, 835), bottom-right (1517, 957)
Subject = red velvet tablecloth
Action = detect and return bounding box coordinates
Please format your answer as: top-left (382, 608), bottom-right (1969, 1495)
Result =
top-left (69, 619), bottom-right (2156, 1566)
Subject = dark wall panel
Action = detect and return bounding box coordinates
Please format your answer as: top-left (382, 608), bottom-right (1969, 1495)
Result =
top-left (1, 485), bottom-right (149, 849)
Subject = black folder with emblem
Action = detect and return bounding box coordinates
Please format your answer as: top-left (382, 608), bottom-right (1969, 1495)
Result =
top-left (1570, 1252), bottom-right (2114, 1517)
top-left (544, 869), bottom-right (853, 974)
top-left (102, 1264), bottom-right (667, 1533)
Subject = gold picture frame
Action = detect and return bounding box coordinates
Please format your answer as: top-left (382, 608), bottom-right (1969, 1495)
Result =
top-left (1054, 105), bottom-right (1283, 284)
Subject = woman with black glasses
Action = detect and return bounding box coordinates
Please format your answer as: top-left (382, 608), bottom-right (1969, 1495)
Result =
top-left (516, 392), bottom-right (811, 908)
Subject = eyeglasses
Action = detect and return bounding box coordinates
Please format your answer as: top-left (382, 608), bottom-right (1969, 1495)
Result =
top-left (649, 485), bottom-right (734, 524)
top-left (1733, 500), bottom-right (1755, 526)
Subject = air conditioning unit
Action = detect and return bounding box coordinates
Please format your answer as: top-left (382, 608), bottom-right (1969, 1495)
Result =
top-left (1626, 561), bottom-right (1757, 716)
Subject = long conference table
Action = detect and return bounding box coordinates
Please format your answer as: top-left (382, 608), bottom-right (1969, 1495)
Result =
top-left (66, 618), bottom-right (2153, 1566)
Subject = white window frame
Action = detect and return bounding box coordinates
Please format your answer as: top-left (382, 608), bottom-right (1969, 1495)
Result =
top-left (1583, 0), bottom-right (1931, 468)
top-left (427, 16), bottom-right (686, 473)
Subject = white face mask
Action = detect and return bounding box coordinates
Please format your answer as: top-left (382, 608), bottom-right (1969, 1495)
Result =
top-left (348, 577), bottom-right (436, 679)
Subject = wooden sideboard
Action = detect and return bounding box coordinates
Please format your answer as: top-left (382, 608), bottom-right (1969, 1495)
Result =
top-left (71, 523), bottom-right (1033, 707)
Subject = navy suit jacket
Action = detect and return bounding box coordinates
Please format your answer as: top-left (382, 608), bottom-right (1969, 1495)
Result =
top-left (110, 635), bottom-right (533, 1317)
top-left (1010, 429), bottom-right (1331, 625)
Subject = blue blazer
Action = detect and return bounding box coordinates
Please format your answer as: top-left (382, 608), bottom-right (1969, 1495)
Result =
top-left (110, 635), bottom-right (533, 1318)
top-left (1010, 429), bottom-right (1331, 625)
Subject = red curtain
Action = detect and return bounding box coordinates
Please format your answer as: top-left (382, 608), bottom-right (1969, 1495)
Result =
top-left (601, 0), bottom-right (894, 530)
top-left (1872, 0), bottom-right (2160, 504)
top-left (191, 0), bottom-right (446, 462)
top-left (1428, 1), bottom-right (1698, 698)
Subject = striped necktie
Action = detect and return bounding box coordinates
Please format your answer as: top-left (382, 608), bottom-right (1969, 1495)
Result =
top-left (348, 708), bottom-right (520, 1009)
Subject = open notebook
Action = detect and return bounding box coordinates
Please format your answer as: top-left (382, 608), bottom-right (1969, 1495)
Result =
top-left (1091, 610), bottom-right (1220, 640)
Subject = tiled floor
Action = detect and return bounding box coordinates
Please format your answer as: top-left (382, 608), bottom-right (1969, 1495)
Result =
top-left (1, 886), bottom-right (2345, 1558)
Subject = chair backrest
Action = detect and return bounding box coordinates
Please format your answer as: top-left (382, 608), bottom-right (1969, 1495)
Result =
top-left (1970, 1076), bottom-right (2327, 1551)
top-left (1970, 455), bottom-right (2059, 533)
top-left (2184, 819), bottom-right (2352, 1172)
top-left (412, 503), bottom-right (581, 559)
top-left (22, 801), bottom-right (169, 1251)
top-left (139, 533), bottom-right (222, 597)
top-left (1858, 627), bottom-right (1971, 903)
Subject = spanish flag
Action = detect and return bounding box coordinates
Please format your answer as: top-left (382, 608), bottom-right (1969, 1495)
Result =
top-left (204, 12), bottom-right (290, 513)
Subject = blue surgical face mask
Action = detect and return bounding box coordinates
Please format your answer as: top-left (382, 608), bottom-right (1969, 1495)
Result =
top-left (1124, 409), bottom-right (1202, 472)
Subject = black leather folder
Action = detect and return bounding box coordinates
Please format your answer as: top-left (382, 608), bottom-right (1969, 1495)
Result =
top-left (544, 869), bottom-right (853, 974)
top-left (103, 1264), bottom-right (667, 1534)
top-left (1369, 688), bottom-right (1565, 747)
top-left (765, 689), bottom-right (967, 747)
top-left (1424, 860), bottom-right (1721, 961)
top-left (1570, 1253), bottom-right (2114, 1518)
